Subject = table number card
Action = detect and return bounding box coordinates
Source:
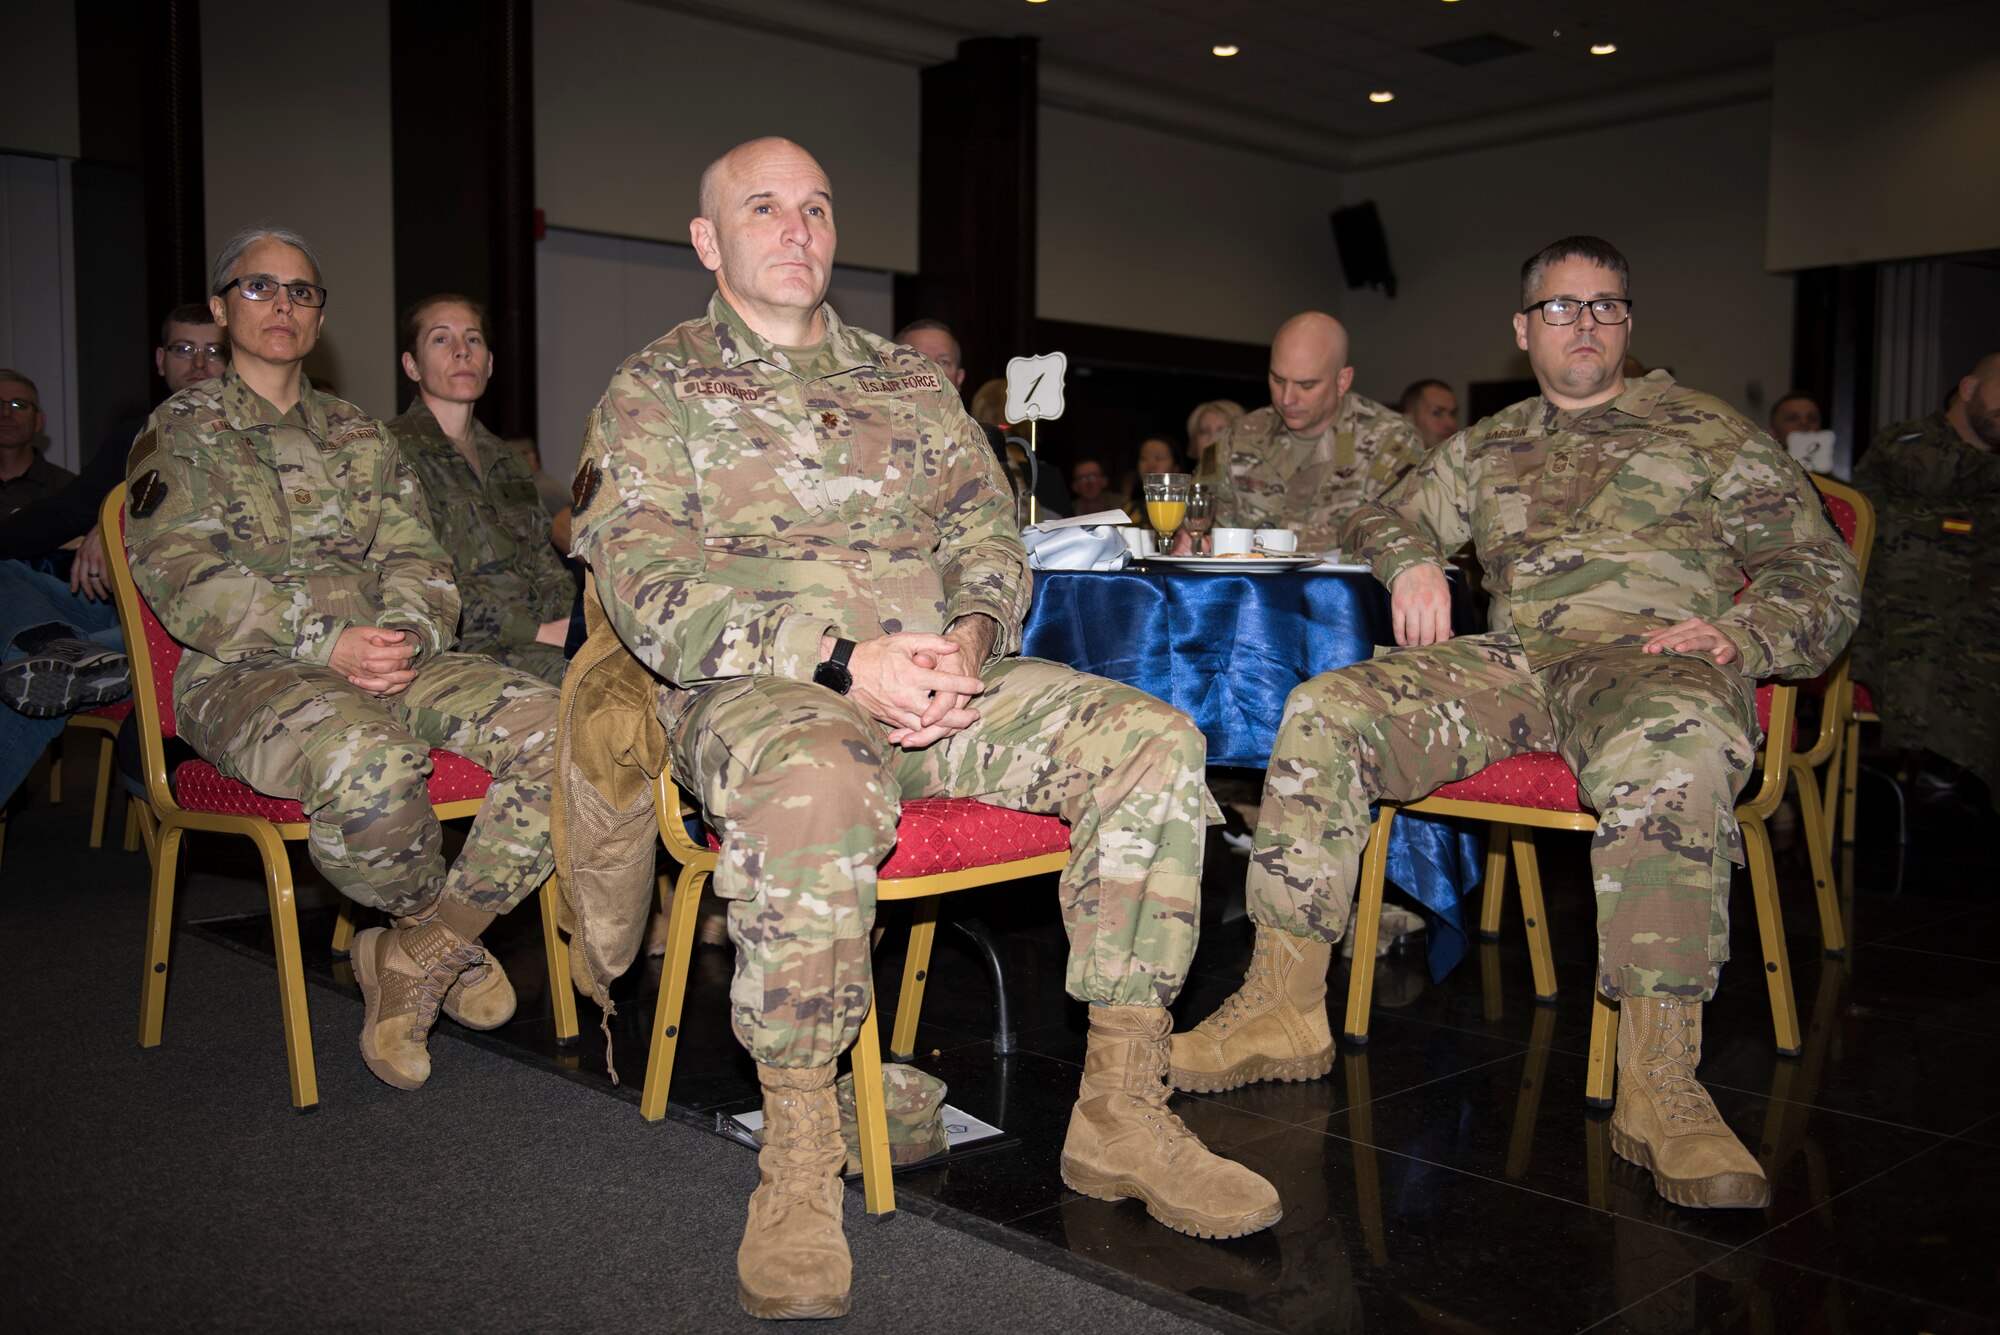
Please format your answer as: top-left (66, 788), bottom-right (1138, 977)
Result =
top-left (1005, 352), bottom-right (1068, 423)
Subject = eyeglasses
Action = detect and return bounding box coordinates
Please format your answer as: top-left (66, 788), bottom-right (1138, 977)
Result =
top-left (0, 397), bottom-right (38, 413)
top-left (1520, 297), bottom-right (1632, 326)
top-left (217, 275), bottom-right (328, 308)
top-left (166, 341), bottom-right (231, 361)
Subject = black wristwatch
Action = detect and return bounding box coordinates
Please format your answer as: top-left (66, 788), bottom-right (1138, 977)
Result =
top-left (813, 637), bottom-right (857, 695)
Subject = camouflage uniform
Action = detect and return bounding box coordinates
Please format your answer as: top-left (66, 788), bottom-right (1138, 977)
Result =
top-left (1207, 392), bottom-right (1429, 553)
top-left (390, 399), bottom-right (576, 686)
top-left (572, 294), bottom-right (1215, 1068)
top-left (126, 367), bottom-right (557, 917)
top-left (1849, 412), bottom-right (2000, 806)
top-left (1251, 371), bottom-right (1860, 1001)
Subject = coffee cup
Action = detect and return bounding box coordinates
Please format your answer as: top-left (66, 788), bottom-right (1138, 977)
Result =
top-left (1211, 527), bottom-right (1255, 556)
top-left (1118, 527), bottom-right (1157, 558)
top-left (1255, 528), bottom-right (1299, 554)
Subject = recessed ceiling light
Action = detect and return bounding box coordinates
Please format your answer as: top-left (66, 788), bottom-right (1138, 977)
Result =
top-left (1368, 91), bottom-right (1396, 103)
top-left (1212, 43), bottom-right (1239, 57)
top-left (1591, 42), bottom-right (1618, 55)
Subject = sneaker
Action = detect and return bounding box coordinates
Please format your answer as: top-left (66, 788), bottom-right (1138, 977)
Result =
top-left (0, 639), bottom-right (129, 717)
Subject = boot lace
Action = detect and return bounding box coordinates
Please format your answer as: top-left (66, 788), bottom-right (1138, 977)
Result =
top-left (1200, 932), bottom-right (1297, 1033)
top-left (767, 1091), bottom-right (842, 1217)
top-left (405, 940), bottom-right (482, 1039)
top-left (1131, 1041), bottom-right (1201, 1161)
top-left (1643, 1010), bottom-right (1722, 1128)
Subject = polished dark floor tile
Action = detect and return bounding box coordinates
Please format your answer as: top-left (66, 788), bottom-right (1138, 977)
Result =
top-left (1012, 1118), bottom-right (1738, 1335)
top-left (1745, 1135), bottom-right (2000, 1315)
top-left (1594, 1254), bottom-right (1999, 1335)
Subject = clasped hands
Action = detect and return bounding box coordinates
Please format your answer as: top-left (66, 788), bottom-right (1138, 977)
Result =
top-left (830, 614), bottom-right (997, 749)
top-left (330, 625), bottom-right (421, 696)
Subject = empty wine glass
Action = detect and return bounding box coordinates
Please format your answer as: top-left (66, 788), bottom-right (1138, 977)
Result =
top-left (1141, 472), bottom-right (1192, 555)
top-left (1184, 482), bottom-right (1214, 555)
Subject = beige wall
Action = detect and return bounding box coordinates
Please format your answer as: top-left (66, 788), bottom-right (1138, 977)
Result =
top-left (534, 0), bottom-right (920, 273)
top-left (1338, 101), bottom-right (1793, 423)
top-left (0, 0), bottom-right (79, 159)
top-left (1037, 107), bottom-right (1348, 347)
top-left (202, 0), bottom-right (397, 417)
top-left (1768, 1), bottom-right (2000, 270)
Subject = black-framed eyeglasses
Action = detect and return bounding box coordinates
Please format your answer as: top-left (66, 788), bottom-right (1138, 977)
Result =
top-left (165, 340), bottom-right (231, 361)
top-left (217, 274), bottom-right (328, 308)
top-left (1520, 297), bottom-right (1632, 326)
top-left (0, 397), bottom-right (38, 413)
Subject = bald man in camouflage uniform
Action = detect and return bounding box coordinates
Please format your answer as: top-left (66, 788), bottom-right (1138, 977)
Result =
top-left (127, 225), bottom-right (557, 1094)
top-left (1174, 237), bottom-right (1859, 1212)
top-left (1203, 312), bottom-right (1429, 554)
top-left (571, 137), bottom-right (1277, 1321)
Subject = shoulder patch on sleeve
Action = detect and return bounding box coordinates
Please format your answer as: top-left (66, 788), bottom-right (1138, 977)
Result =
top-left (128, 469), bottom-right (169, 518)
top-left (571, 458), bottom-right (603, 514)
top-left (127, 427), bottom-right (158, 472)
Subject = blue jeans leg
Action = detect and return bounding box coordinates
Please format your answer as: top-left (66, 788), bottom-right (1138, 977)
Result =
top-left (0, 560), bottom-right (126, 804)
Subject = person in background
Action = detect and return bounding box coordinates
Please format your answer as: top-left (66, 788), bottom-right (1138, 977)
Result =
top-left (1070, 456), bottom-right (1112, 513)
top-left (127, 225), bottom-right (559, 1092)
top-left (1850, 353), bottom-right (2000, 807)
top-left (1122, 435), bottom-right (1184, 525)
top-left (0, 310), bottom-right (226, 798)
top-left (1398, 378), bottom-right (1461, 451)
top-left (1770, 391), bottom-right (1822, 444)
top-left (389, 294), bottom-right (576, 686)
top-left (1198, 313), bottom-right (1427, 554)
top-left (0, 371), bottom-right (74, 520)
top-left (1186, 399), bottom-right (1245, 482)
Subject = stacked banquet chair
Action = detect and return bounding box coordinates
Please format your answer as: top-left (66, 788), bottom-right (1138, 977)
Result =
top-left (642, 771), bottom-right (1071, 1215)
top-left (102, 484), bottom-right (578, 1110)
top-left (1341, 670), bottom-right (1839, 1103)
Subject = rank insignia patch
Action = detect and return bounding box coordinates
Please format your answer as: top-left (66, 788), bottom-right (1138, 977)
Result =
top-left (572, 458), bottom-right (603, 513)
top-left (129, 469), bottom-right (169, 518)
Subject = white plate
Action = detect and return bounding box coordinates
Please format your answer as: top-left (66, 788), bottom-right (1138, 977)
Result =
top-left (1146, 554), bottom-right (1323, 573)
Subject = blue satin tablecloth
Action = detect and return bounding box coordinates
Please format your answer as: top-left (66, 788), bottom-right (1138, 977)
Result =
top-left (1022, 567), bottom-right (1482, 978)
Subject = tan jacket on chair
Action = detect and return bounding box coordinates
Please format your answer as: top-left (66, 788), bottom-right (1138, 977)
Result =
top-left (551, 573), bottom-right (669, 1020)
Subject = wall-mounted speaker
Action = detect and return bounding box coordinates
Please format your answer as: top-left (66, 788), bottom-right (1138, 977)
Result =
top-left (1330, 201), bottom-right (1396, 298)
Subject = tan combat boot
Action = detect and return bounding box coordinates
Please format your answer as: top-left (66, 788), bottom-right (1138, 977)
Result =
top-left (351, 901), bottom-right (491, 1090)
top-left (396, 906), bottom-right (517, 1030)
top-left (1061, 1004), bottom-right (1284, 1239)
top-left (1170, 925), bottom-right (1334, 1092)
top-left (1611, 996), bottom-right (1771, 1209)
top-left (738, 1063), bottom-right (852, 1320)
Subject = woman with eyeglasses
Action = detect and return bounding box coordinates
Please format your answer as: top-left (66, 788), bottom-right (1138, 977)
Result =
top-left (124, 224), bottom-right (561, 1094)
top-left (388, 295), bottom-right (575, 687)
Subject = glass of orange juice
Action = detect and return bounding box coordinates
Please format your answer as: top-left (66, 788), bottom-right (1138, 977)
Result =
top-left (1142, 472), bottom-right (1192, 554)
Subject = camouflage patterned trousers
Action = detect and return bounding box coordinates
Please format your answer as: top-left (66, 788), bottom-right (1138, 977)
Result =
top-left (1249, 632), bottom-right (1758, 1002)
top-left (178, 652), bottom-right (558, 917)
top-left (669, 657), bottom-right (1214, 1068)
top-left (474, 638), bottom-right (570, 688)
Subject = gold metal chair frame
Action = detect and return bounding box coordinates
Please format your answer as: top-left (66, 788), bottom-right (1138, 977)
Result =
top-left (640, 770), bottom-right (1068, 1216)
top-left (1793, 478), bottom-right (1876, 857)
top-left (1344, 679), bottom-right (1830, 1103)
top-left (103, 485), bottom-right (578, 1110)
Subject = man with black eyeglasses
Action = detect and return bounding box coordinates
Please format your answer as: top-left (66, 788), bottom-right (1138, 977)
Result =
top-left (1174, 236), bottom-right (1861, 1212)
top-left (0, 308), bottom-right (227, 802)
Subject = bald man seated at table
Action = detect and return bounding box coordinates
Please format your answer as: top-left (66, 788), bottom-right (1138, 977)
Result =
top-left (1196, 313), bottom-right (1429, 555)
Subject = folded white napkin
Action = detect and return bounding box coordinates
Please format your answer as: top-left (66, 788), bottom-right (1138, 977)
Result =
top-left (1022, 523), bottom-right (1130, 571)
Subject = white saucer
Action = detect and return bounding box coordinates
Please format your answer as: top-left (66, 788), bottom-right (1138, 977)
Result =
top-left (1146, 554), bottom-right (1322, 573)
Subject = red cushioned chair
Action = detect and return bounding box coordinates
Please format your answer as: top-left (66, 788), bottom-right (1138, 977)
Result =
top-left (103, 486), bottom-right (578, 1110)
top-left (1791, 477), bottom-right (1874, 865)
top-left (641, 769), bottom-right (1070, 1216)
top-left (1343, 675), bottom-right (1822, 1104)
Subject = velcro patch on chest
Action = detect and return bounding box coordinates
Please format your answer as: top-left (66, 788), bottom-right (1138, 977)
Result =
top-left (129, 469), bottom-right (169, 518)
top-left (853, 373), bottom-right (939, 394)
top-left (674, 377), bottom-right (769, 403)
top-left (1484, 427), bottom-right (1528, 441)
top-left (338, 425), bottom-right (381, 445)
